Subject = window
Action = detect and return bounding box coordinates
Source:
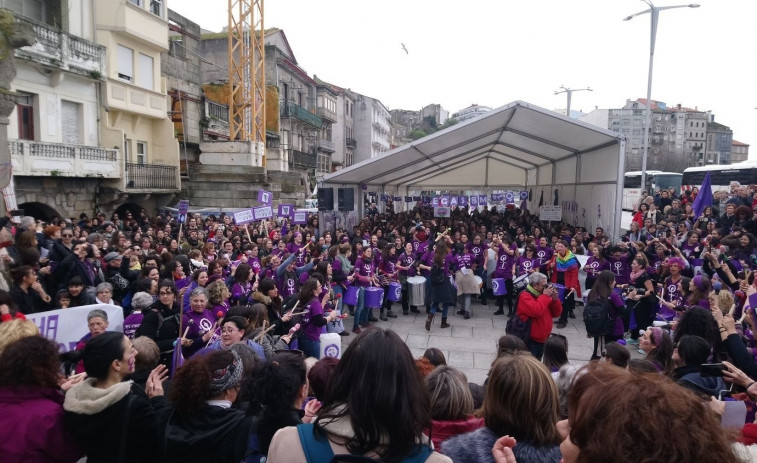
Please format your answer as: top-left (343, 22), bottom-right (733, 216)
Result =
top-left (61, 101), bottom-right (81, 144)
top-left (137, 53), bottom-right (154, 90)
top-left (117, 45), bottom-right (133, 82)
top-left (317, 154), bottom-right (331, 174)
top-left (3, 0), bottom-right (45, 22)
top-left (128, 0), bottom-right (142, 5)
top-left (124, 138), bottom-right (131, 160)
top-left (16, 92), bottom-right (34, 140)
top-left (136, 141), bottom-right (146, 164)
top-left (149, 0), bottom-right (162, 16)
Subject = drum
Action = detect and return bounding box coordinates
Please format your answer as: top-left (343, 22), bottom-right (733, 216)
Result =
top-left (365, 287), bottom-right (384, 308)
top-left (388, 282), bottom-right (402, 302)
top-left (407, 276), bottom-right (426, 306)
top-left (492, 278), bottom-right (507, 296)
top-left (553, 283), bottom-right (566, 302)
top-left (474, 275), bottom-right (483, 288)
top-left (513, 274), bottom-right (528, 293)
top-left (343, 285), bottom-right (359, 306)
top-left (319, 333), bottom-right (342, 359)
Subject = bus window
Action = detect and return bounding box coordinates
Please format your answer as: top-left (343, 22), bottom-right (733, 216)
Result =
top-left (651, 174), bottom-right (682, 191)
top-left (624, 175), bottom-right (641, 189)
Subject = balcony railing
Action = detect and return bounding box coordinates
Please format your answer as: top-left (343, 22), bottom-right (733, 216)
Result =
top-left (288, 149), bottom-right (317, 170)
top-left (125, 163), bottom-right (178, 190)
top-left (207, 100), bottom-right (229, 123)
top-left (317, 139), bottom-right (335, 153)
top-left (346, 137), bottom-right (357, 149)
top-left (316, 106), bottom-right (337, 123)
top-left (15, 15), bottom-right (105, 77)
top-left (9, 139), bottom-right (119, 178)
top-left (281, 101), bottom-right (322, 129)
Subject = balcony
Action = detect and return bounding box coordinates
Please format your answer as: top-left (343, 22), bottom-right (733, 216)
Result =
top-left (281, 101), bottom-right (322, 129)
top-left (10, 140), bottom-right (119, 178)
top-left (288, 149), bottom-right (317, 170)
top-left (107, 80), bottom-right (168, 119)
top-left (316, 106), bottom-right (337, 123)
top-left (125, 162), bottom-right (179, 190)
top-left (15, 15), bottom-right (106, 78)
top-left (346, 137), bottom-right (357, 149)
top-left (203, 100), bottom-right (230, 140)
top-left (317, 139), bottom-right (335, 153)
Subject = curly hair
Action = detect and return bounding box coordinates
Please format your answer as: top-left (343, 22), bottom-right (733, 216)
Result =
top-left (244, 352), bottom-right (306, 419)
top-left (206, 279), bottom-right (228, 305)
top-left (673, 306), bottom-right (720, 348)
top-left (171, 350), bottom-right (238, 417)
top-left (0, 336), bottom-right (61, 388)
top-left (567, 363), bottom-right (739, 463)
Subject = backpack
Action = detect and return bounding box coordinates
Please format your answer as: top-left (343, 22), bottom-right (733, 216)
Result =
top-left (296, 423), bottom-right (432, 463)
top-left (506, 291), bottom-right (536, 343)
top-left (583, 299), bottom-right (611, 336)
top-left (244, 418), bottom-right (265, 463)
top-left (430, 265), bottom-right (445, 284)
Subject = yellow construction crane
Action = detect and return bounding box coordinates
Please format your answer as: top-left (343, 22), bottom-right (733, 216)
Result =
top-left (227, 0), bottom-right (265, 154)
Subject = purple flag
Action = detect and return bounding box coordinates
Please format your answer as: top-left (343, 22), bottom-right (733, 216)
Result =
top-left (278, 204), bottom-right (294, 217)
top-left (479, 195), bottom-right (487, 205)
top-left (440, 195), bottom-right (450, 207)
top-left (505, 191), bottom-right (514, 204)
top-left (449, 196), bottom-right (458, 206)
top-left (470, 195), bottom-right (478, 207)
top-left (432, 196), bottom-right (440, 206)
top-left (459, 196), bottom-right (468, 206)
top-left (691, 171), bottom-right (712, 220)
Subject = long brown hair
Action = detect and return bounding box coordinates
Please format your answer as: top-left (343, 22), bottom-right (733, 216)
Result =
top-left (482, 354), bottom-right (561, 446)
top-left (433, 241), bottom-right (447, 267)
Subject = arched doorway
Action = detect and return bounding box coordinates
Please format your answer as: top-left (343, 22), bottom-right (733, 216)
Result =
top-left (113, 203), bottom-right (143, 221)
top-left (18, 202), bottom-right (62, 222)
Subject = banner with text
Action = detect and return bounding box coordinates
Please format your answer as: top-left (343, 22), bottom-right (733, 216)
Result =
top-left (539, 205), bottom-right (563, 221)
top-left (233, 209), bottom-right (255, 225)
top-left (27, 304), bottom-right (125, 352)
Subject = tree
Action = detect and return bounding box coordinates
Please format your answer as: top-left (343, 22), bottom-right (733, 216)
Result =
top-left (409, 129), bottom-right (428, 141)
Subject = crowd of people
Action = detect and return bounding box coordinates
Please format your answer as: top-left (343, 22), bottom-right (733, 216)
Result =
top-left (3, 180), bottom-right (757, 461)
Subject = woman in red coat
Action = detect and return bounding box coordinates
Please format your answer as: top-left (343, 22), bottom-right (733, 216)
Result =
top-left (550, 240), bottom-right (581, 329)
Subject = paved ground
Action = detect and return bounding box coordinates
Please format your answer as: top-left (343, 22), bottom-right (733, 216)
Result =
top-left (338, 298), bottom-right (628, 386)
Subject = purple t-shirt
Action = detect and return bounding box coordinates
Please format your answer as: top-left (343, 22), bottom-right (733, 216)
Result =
top-left (182, 309), bottom-right (217, 339)
top-left (123, 312), bottom-right (144, 339)
top-left (354, 258), bottom-right (376, 288)
top-left (584, 256), bottom-right (611, 278)
top-left (302, 297), bottom-right (325, 341)
top-left (535, 246), bottom-right (554, 267)
top-left (516, 256), bottom-right (540, 277)
top-left (663, 276), bottom-right (683, 305)
top-left (466, 242), bottom-right (486, 267)
top-left (397, 252), bottom-right (417, 277)
top-left (492, 244), bottom-right (517, 279)
top-left (451, 253), bottom-right (473, 272)
top-left (608, 255), bottom-right (632, 285)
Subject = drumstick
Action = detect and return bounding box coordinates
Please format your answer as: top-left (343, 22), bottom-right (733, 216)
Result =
top-left (255, 323), bottom-right (277, 344)
top-left (181, 326), bottom-right (190, 339)
top-left (288, 310), bottom-right (309, 317)
top-left (286, 301), bottom-right (300, 315)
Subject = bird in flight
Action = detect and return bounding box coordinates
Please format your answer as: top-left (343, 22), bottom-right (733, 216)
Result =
top-left (401, 43), bottom-right (408, 54)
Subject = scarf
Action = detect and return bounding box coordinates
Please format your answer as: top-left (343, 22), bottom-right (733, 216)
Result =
top-left (630, 269), bottom-right (645, 283)
top-left (555, 250), bottom-right (579, 272)
top-left (526, 284), bottom-right (540, 297)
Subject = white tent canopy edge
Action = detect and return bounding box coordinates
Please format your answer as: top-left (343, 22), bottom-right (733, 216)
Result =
top-left (321, 100), bottom-right (626, 238)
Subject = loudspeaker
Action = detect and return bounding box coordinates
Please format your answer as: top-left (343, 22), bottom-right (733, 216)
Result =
top-left (338, 188), bottom-right (354, 211)
top-left (318, 188), bottom-right (333, 211)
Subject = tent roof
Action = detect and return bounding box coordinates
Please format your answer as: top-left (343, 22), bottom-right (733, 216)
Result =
top-left (323, 100), bottom-right (623, 189)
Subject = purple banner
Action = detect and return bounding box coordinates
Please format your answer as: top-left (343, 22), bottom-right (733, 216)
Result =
top-left (413, 196), bottom-right (421, 201)
top-left (470, 195), bottom-right (478, 207)
top-left (432, 196), bottom-right (440, 206)
top-left (479, 195), bottom-right (487, 205)
top-left (278, 204), bottom-right (294, 217)
top-left (449, 196), bottom-right (458, 206)
top-left (440, 195), bottom-right (450, 207)
top-left (422, 196), bottom-right (431, 204)
top-left (459, 196), bottom-right (468, 206)
top-left (257, 190), bottom-right (272, 205)
top-left (520, 191), bottom-right (529, 200)
top-left (233, 208), bottom-right (255, 225)
top-left (292, 210), bottom-right (308, 225)
top-left (404, 196), bottom-right (413, 202)
top-left (393, 196), bottom-right (402, 201)
top-left (505, 191), bottom-right (515, 204)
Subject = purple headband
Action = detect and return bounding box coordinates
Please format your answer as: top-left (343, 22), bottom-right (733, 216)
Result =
top-left (692, 275), bottom-right (707, 292)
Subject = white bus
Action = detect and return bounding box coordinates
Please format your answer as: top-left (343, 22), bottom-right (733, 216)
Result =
top-left (682, 162), bottom-right (757, 195)
top-left (623, 171), bottom-right (682, 210)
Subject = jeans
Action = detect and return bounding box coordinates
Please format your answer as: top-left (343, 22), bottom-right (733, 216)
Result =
top-left (430, 301), bottom-right (449, 317)
top-left (353, 287), bottom-right (367, 330)
top-left (300, 337), bottom-right (320, 359)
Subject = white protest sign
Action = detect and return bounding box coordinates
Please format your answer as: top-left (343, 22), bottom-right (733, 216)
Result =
top-left (27, 304), bottom-right (125, 352)
top-left (233, 208), bottom-right (255, 225)
top-left (539, 205), bottom-right (562, 221)
top-left (292, 210), bottom-right (308, 224)
top-left (253, 205), bottom-right (273, 220)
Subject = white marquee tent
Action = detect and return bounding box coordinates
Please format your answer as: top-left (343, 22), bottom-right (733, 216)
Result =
top-left (322, 101), bottom-right (626, 238)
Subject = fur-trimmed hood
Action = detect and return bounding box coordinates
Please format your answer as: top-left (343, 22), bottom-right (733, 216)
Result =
top-left (251, 291), bottom-right (271, 305)
top-left (63, 378), bottom-right (133, 415)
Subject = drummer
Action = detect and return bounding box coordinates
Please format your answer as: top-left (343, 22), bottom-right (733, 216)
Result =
top-left (397, 242), bottom-right (419, 315)
top-left (491, 234), bottom-right (519, 317)
top-left (378, 244), bottom-right (399, 320)
top-left (352, 247), bottom-right (379, 334)
top-left (516, 244), bottom-right (541, 278)
top-left (417, 242), bottom-right (436, 314)
top-left (466, 234), bottom-right (488, 305)
top-left (450, 241), bottom-right (478, 319)
top-left (535, 236), bottom-right (554, 268)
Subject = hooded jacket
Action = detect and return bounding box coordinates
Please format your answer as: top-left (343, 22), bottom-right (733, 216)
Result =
top-left (63, 379), bottom-right (165, 463)
top-left (674, 365), bottom-right (728, 398)
top-left (158, 404), bottom-right (251, 462)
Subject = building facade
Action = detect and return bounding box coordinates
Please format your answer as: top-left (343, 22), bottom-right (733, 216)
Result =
top-left (353, 93), bottom-right (390, 163)
top-left (705, 121), bottom-right (733, 165)
top-left (451, 104), bottom-right (491, 122)
top-left (732, 140), bottom-right (750, 163)
top-left (95, 0), bottom-right (181, 196)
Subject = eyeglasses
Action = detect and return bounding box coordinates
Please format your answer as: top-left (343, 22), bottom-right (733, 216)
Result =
top-left (221, 328), bottom-right (239, 334)
top-left (159, 291), bottom-right (175, 296)
top-left (62, 234), bottom-right (73, 238)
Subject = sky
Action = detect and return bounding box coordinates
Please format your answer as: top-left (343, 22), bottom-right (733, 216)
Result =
top-left (170, 0), bottom-right (757, 157)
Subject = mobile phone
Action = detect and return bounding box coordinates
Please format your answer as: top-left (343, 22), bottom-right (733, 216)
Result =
top-left (749, 293), bottom-right (757, 311)
top-left (700, 363), bottom-right (726, 377)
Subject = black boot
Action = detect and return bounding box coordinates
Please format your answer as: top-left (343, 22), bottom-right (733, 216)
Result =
top-left (410, 306), bottom-right (420, 313)
top-left (386, 310), bottom-right (398, 318)
top-left (440, 317), bottom-right (451, 328)
top-left (493, 308), bottom-right (505, 315)
top-left (379, 309), bottom-right (388, 321)
top-left (425, 314), bottom-right (434, 331)
top-left (369, 309), bottom-right (378, 322)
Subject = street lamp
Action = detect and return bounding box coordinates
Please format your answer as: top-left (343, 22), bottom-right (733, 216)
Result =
top-left (624, 1), bottom-right (700, 194)
top-left (554, 86), bottom-right (592, 118)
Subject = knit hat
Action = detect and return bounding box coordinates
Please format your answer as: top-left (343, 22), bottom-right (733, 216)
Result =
top-left (692, 275), bottom-right (708, 292)
top-left (104, 252), bottom-right (122, 262)
top-left (208, 350), bottom-right (243, 395)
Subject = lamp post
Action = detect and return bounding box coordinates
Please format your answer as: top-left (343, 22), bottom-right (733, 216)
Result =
top-left (624, 1), bottom-right (700, 195)
top-left (554, 86), bottom-right (592, 118)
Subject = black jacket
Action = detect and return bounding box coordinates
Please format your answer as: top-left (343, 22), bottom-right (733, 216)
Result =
top-left (159, 404), bottom-right (252, 462)
top-left (135, 301), bottom-right (180, 366)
